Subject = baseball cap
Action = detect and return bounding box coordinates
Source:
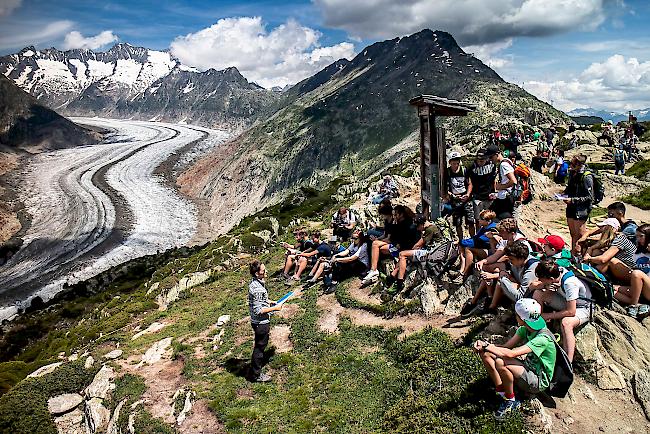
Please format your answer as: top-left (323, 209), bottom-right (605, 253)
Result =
top-left (448, 151), bottom-right (461, 161)
top-left (484, 144), bottom-right (500, 157)
top-left (538, 235), bottom-right (565, 251)
top-left (515, 298), bottom-right (546, 331)
top-left (476, 148), bottom-right (487, 158)
top-left (597, 218), bottom-right (621, 231)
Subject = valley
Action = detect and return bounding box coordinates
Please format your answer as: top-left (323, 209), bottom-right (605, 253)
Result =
top-left (0, 119), bottom-right (230, 322)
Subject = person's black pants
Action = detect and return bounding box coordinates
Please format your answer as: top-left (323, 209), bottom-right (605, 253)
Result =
top-left (250, 322), bottom-right (270, 379)
top-left (333, 226), bottom-right (352, 241)
top-left (332, 261), bottom-right (367, 282)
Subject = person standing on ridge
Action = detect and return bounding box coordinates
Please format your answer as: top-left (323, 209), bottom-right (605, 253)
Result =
top-left (563, 154), bottom-right (595, 254)
top-left (485, 144), bottom-right (516, 221)
top-left (248, 260), bottom-right (283, 382)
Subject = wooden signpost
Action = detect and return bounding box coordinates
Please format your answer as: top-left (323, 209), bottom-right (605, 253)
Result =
top-left (409, 95), bottom-right (477, 220)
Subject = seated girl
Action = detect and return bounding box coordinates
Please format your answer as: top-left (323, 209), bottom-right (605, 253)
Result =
top-left (583, 218), bottom-right (636, 283)
top-left (458, 209), bottom-right (497, 279)
top-left (613, 224), bottom-right (650, 319)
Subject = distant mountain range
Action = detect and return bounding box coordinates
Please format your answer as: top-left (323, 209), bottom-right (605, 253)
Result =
top-left (0, 44), bottom-right (279, 131)
top-left (567, 107), bottom-right (650, 124)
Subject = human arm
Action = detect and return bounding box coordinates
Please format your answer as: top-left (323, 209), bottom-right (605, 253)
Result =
top-left (496, 171), bottom-right (516, 191)
top-left (542, 299), bottom-right (576, 320)
top-left (466, 177), bottom-right (474, 199)
top-left (566, 173), bottom-right (594, 205)
top-left (578, 227), bottom-right (602, 244)
top-left (584, 245), bottom-right (619, 265)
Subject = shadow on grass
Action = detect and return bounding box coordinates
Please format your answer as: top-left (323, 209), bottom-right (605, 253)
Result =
top-left (223, 348), bottom-right (277, 379)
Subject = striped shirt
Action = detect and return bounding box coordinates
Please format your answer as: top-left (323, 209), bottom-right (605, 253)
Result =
top-left (611, 235), bottom-right (636, 269)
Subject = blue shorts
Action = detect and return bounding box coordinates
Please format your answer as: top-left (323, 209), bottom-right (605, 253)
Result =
top-left (460, 238), bottom-right (475, 248)
top-left (388, 244), bottom-right (400, 258)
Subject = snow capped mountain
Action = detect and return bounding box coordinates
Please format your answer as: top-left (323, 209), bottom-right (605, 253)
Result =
top-left (0, 44), bottom-right (280, 130)
top-left (567, 107), bottom-right (650, 123)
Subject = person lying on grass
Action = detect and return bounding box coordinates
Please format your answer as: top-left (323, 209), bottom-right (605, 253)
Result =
top-left (474, 298), bottom-right (556, 421)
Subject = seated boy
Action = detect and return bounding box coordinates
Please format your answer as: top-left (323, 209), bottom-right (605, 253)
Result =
top-left (538, 234), bottom-right (572, 267)
top-left (474, 298), bottom-right (556, 420)
top-left (458, 209), bottom-right (497, 279)
top-left (281, 230), bottom-right (313, 279)
top-left (489, 241), bottom-right (540, 308)
top-left (286, 232), bottom-right (331, 285)
top-left (530, 259), bottom-right (592, 362)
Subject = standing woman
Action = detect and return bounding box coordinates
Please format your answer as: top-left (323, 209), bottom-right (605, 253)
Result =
top-left (564, 154), bottom-right (594, 254)
top-left (248, 260), bottom-right (283, 382)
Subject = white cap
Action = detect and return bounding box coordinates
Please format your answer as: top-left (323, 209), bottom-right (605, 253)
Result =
top-left (597, 217), bottom-right (621, 231)
top-left (515, 298), bottom-right (546, 330)
top-left (447, 151), bottom-right (462, 161)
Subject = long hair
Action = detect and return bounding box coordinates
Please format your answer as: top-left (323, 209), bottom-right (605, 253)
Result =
top-left (593, 225), bottom-right (617, 251)
top-left (637, 223), bottom-right (650, 254)
top-left (393, 204), bottom-right (415, 222)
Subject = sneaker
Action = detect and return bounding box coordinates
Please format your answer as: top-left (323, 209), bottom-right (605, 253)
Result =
top-left (494, 399), bottom-right (521, 421)
top-left (324, 283), bottom-right (337, 294)
top-left (385, 274), bottom-right (396, 288)
top-left (362, 269), bottom-right (379, 284)
top-left (253, 373), bottom-right (272, 383)
top-left (460, 300), bottom-right (478, 316)
top-left (627, 304), bottom-right (639, 319)
top-left (638, 304), bottom-right (650, 319)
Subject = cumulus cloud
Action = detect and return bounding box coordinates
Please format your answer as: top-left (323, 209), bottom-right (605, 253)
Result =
top-left (169, 16), bottom-right (356, 88)
top-left (62, 30), bottom-right (118, 50)
top-left (463, 39), bottom-right (514, 70)
top-left (0, 0), bottom-right (21, 17)
top-left (524, 55), bottom-right (650, 112)
top-left (314, 0), bottom-right (606, 45)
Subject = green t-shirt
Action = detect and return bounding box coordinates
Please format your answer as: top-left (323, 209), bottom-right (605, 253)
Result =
top-left (515, 326), bottom-right (557, 391)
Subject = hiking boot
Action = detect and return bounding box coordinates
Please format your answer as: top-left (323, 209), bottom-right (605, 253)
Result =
top-left (460, 300), bottom-right (478, 316)
top-left (638, 304), bottom-right (650, 319)
top-left (495, 399), bottom-right (520, 420)
top-left (304, 278), bottom-right (318, 288)
top-left (253, 373), bottom-right (272, 383)
top-left (384, 274), bottom-right (396, 288)
top-left (626, 304), bottom-right (639, 319)
top-left (324, 283), bottom-right (337, 295)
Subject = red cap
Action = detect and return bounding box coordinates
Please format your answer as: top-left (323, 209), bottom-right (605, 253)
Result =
top-left (538, 235), bottom-right (565, 251)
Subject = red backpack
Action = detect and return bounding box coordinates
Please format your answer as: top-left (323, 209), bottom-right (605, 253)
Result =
top-left (512, 162), bottom-right (533, 204)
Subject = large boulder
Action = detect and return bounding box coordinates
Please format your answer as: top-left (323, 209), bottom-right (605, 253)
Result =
top-left (48, 393), bottom-right (84, 415)
top-left (634, 370), bottom-right (650, 421)
top-left (54, 408), bottom-right (85, 434)
top-left (156, 270), bottom-right (212, 310)
top-left (85, 397), bottom-right (111, 433)
top-left (27, 362), bottom-right (62, 378)
top-left (85, 365), bottom-right (116, 400)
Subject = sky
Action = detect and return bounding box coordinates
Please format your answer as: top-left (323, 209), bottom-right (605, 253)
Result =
top-left (0, 0), bottom-right (649, 112)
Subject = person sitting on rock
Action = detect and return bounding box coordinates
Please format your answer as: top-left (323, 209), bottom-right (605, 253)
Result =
top-left (530, 259), bottom-right (592, 362)
top-left (583, 218), bottom-right (636, 283)
top-left (458, 209), bottom-right (497, 281)
top-left (613, 224), bottom-right (650, 318)
top-left (366, 199), bottom-right (393, 239)
top-left (383, 215), bottom-right (445, 296)
top-left (362, 205), bottom-right (419, 285)
top-left (486, 241), bottom-right (540, 310)
top-left (371, 175), bottom-right (399, 204)
top-left (280, 230), bottom-right (314, 280)
top-left (332, 207), bottom-right (357, 241)
top-left (530, 149), bottom-right (546, 174)
top-left (462, 218), bottom-right (530, 316)
top-left (564, 154), bottom-right (595, 254)
top-left (577, 202), bottom-right (638, 250)
top-left (323, 231), bottom-right (371, 294)
top-left (474, 298), bottom-right (556, 421)
top-left (305, 236), bottom-right (346, 285)
top-left (597, 120), bottom-right (615, 147)
top-left (286, 232), bottom-right (331, 285)
top-left (538, 234), bottom-right (572, 267)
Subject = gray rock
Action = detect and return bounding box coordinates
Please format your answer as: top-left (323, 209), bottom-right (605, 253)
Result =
top-left (48, 393), bottom-right (84, 415)
top-left (597, 364), bottom-right (626, 390)
top-left (85, 397), bottom-right (111, 433)
top-left (574, 323), bottom-right (605, 365)
top-left (27, 362), bottom-right (62, 378)
top-left (53, 408), bottom-right (85, 434)
top-left (140, 337), bottom-right (173, 365)
top-left (417, 278), bottom-right (445, 316)
top-left (443, 282), bottom-right (473, 316)
top-left (634, 370), bottom-right (650, 421)
top-left (107, 399), bottom-right (127, 434)
top-left (156, 271), bottom-right (211, 311)
top-left (85, 365), bottom-right (116, 399)
top-left (103, 349), bottom-right (123, 360)
top-left (84, 356), bottom-right (95, 369)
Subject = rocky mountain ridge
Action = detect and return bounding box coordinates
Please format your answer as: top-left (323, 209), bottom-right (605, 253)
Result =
top-left (1, 44), bottom-right (280, 131)
top-left (179, 29), bottom-right (570, 236)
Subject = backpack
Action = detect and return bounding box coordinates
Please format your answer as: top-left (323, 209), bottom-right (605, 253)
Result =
top-left (523, 238), bottom-right (544, 255)
top-left (614, 149), bottom-right (625, 165)
top-left (539, 329), bottom-right (574, 398)
top-left (537, 142), bottom-right (550, 157)
top-left (561, 264), bottom-right (614, 308)
top-left (422, 240), bottom-right (459, 278)
top-left (512, 162), bottom-right (533, 204)
top-left (583, 170), bottom-right (605, 204)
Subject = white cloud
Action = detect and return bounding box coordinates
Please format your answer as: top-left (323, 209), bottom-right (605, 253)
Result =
top-left (463, 39), bottom-right (513, 71)
top-left (0, 20), bottom-right (74, 50)
top-left (314, 0), bottom-right (606, 45)
top-left (524, 55), bottom-right (650, 112)
top-left (0, 0), bottom-right (21, 17)
top-left (169, 16), bottom-right (356, 88)
top-left (62, 30), bottom-right (118, 50)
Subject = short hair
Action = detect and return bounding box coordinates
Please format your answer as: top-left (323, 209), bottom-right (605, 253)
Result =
top-left (504, 240), bottom-right (529, 260)
top-left (574, 154), bottom-right (587, 165)
top-left (378, 200), bottom-right (393, 216)
top-left (480, 209), bottom-right (496, 221)
top-left (393, 204), bottom-right (416, 221)
top-left (311, 231), bottom-right (321, 239)
top-left (414, 214), bottom-right (427, 226)
top-left (249, 260), bottom-right (262, 277)
top-left (535, 259), bottom-right (560, 279)
top-left (339, 207), bottom-right (348, 213)
top-left (607, 202), bottom-right (626, 215)
top-left (496, 218), bottom-right (517, 234)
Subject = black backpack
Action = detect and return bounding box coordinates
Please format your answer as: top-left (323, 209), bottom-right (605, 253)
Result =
top-left (562, 264), bottom-right (614, 309)
top-left (539, 329), bottom-right (574, 398)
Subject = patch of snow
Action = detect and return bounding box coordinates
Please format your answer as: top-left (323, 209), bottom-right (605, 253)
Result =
top-left (181, 82), bottom-right (194, 94)
top-left (475, 69), bottom-right (480, 73)
top-left (22, 50), bottom-right (34, 57)
top-left (178, 64), bottom-right (199, 72)
top-left (442, 51), bottom-right (449, 58)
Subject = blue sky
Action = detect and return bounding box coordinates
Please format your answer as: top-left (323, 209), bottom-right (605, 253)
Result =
top-left (1, 0), bottom-right (649, 112)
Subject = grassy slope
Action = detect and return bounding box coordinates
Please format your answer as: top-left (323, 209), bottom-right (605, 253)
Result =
top-left (622, 159), bottom-right (650, 210)
top-left (0, 176), bottom-right (524, 433)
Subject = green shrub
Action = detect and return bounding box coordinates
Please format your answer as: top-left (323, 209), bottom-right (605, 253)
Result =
top-left (626, 159), bottom-right (650, 180)
top-left (249, 218), bottom-right (274, 233)
top-left (622, 187), bottom-right (650, 211)
top-left (238, 233), bottom-right (266, 252)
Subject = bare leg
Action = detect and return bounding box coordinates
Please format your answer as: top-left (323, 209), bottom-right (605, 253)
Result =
top-left (561, 316), bottom-right (580, 362)
top-left (370, 240), bottom-right (388, 271)
top-left (283, 255), bottom-right (296, 275)
top-left (295, 257), bottom-right (309, 278)
top-left (500, 359), bottom-right (526, 396)
top-left (311, 262), bottom-right (327, 280)
top-left (397, 251), bottom-right (415, 279)
top-left (480, 351), bottom-right (502, 388)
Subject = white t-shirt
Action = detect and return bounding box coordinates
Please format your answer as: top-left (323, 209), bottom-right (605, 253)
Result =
top-left (497, 159), bottom-right (515, 200)
top-left (559, 268), bottom-right (592, 308)
top-left (496, 233), bottom-right (530, 252)
top-left (332, 210), bottom-right (356, 226)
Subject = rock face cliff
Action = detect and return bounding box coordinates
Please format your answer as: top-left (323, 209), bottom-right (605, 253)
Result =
top-left (0, 74), bottom-right (98, 151)
top-left (178, 29), bottom-right (569, 235)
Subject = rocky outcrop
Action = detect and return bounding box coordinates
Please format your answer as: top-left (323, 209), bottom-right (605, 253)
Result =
top-left (140, 337), bottom-right (173, 365)
top-left (85, 397), bottom-right (111, 433)
top-left (85, 365), bottom-right (116, 400)
top-left (27, 362), bottom-right (62, 378)
top-left (634, 371), bottom-right (650, 421)
top-left (156, 270), bottom-right (212, 311)
top-left (53, 408), bottom-right (85, 433)
top-left (48, 393), bottom-right (84, 415)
